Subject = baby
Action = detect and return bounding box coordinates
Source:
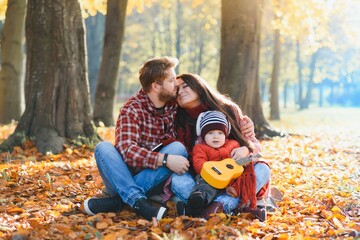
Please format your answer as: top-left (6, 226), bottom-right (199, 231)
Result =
top-left (186, 110), bottom-right (240, 217)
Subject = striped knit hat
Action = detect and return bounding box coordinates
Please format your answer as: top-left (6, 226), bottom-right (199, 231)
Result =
top-left (196, 110), bottom-right (231, 139)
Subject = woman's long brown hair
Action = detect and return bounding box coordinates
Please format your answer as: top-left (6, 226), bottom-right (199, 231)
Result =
top-left (176, 73), bottom-right (252, 150)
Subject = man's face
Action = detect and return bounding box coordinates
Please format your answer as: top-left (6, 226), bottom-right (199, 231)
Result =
top-left (158, 67), bottom-right (177, 102)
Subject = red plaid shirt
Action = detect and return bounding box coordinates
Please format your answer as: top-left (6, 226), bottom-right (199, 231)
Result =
top-left (115, 89), bottom-right (177, 173)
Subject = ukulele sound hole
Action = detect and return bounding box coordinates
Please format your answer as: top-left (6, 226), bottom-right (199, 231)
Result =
top-left (226, 164), bottom-right (234, 169)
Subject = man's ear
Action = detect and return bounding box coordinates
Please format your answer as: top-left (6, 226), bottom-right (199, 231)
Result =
top-left (151, 81), bottom-right (161, 93)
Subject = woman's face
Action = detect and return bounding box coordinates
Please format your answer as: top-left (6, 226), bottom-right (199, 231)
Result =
top-left (177, 78), bottom-right (201, 108)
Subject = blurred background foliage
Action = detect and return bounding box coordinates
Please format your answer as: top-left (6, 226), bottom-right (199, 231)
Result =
top-left (0, 0), bottom-right (359, 108)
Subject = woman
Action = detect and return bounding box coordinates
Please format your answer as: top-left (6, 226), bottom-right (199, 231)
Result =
top-left (171, 73), bottom-right (271, 221)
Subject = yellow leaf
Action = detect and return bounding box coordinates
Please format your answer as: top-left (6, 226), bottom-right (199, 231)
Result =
top-left (332, 217), bottom-right (344, 229)
top-left (96, 221), bottom-right (108, 230)
top-left (331, 206), bottom-right (341, 213)
top-left (65, 148), bottom-right (73, 155)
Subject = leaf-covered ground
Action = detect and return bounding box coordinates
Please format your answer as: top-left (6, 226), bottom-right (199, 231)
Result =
top-left (0, 108), bottom-right (359, 239)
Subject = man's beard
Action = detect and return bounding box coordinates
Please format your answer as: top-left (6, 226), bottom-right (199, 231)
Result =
top-left (158, 88), bottom-right (177, 102)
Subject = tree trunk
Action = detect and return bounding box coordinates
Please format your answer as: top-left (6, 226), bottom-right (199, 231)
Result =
top-left (303, 51), bottom-right (319, 109)
top-left (283, 80), bottom-right (288, 108)
top-left (269, 28), bottom-right (281, 120)
top-left (93, 0), bottom-right (128, 126)
top-left (218, 0), bottom-right (283, 138)
top-left (85, 13), bottom-right (105, 102)
top-left (165, 8), bottom-right (173, 56)
top-left (0, 0), bottom-right (99, 154)
top-left (175, 0), bottom-right (182, 73)
top-left (0, 0), bottom-right (26, 124)
top-left (150, 6), bottom-right (160, 56)
top-left (295, 40), bottom-right (305, 109)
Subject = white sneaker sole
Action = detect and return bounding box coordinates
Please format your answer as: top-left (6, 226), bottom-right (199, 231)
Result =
top-left (83, 198), bottom-right (96, 215)
top-left (156, 206), bottom-right (167, 220)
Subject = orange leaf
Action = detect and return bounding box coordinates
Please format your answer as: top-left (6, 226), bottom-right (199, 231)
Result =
top-left (96, 221), bottom-right (109, 230)
top-left (7, 207), bottom-right (25, 214)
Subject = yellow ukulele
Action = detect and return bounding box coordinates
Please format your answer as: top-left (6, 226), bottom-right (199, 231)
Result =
top-left (200, 153), bottom-right (262, 189)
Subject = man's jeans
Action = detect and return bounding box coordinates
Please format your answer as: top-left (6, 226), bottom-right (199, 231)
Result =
top-left (94, 141), bottom-right (188, 207)
top-left (171, 162), bottom-right (270, 212)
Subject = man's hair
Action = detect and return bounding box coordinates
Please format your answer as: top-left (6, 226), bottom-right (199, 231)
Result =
top-left (139, 57), bottom-right (179, 92)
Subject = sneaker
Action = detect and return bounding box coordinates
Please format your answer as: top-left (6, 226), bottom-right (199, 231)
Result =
top-left (80, 196), bottom-right (124, 215)
top-left (200, 202), bottom-right (224, 219)
top-left (176, 201), bottom-right (186, 216)
top-left (176, 201), bottom-right (200, 217)
top-left (257, 197), bottom-right (279, 212)
top-left (235, 207), bottom-right (267, 222)
top-left (186, 191), bottom-right (207, 217)
top-left (188, 191), bottom-right (207, 208)
top-left (133, 198), bottom-right (167, 221)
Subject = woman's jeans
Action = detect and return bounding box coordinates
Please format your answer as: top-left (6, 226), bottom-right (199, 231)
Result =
top-left (171, 171), bottom-right (196, 202)
top-left (215, 162), bottom-right (271, 213)
top-left (94, 141), bottom-right (188, 207)
top-left (171, 162), bottom-right (270, 212)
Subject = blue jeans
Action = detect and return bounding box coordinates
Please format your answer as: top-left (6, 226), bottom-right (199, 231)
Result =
top-left (214, 162), bottom-right (271, 213)
top-left (171, 163), bottom-right (271, 206)
top-left (171, 171), bottom-right (196, 202)
top-left (94, 141), bottom-right (188, 207)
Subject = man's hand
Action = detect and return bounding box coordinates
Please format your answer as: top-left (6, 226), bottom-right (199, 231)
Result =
top-left (241, 115), bottom-right (255, 138)
top-left (159, 154), bottom-right (190, 175)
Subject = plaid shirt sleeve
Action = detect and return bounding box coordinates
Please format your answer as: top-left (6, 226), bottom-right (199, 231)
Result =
top-left (114, 104), bottom-right (159, 170)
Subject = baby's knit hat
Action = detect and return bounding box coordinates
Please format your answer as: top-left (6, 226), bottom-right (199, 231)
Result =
top-left (196, 110), bottom-right (231, 139)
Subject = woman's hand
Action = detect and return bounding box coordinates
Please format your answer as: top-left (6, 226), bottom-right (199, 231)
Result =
top-left (240, 115), bottom-right (255, 138)
top-left (230, 146), bottom-right (250, 160)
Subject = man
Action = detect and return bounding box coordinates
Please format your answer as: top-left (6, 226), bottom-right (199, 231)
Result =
top-left (80, 57), bottom-right (190, 221)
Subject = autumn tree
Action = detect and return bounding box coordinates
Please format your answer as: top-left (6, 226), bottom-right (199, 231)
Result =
top-left (85, 13), bottom-right (105, 101)
top-left (217, 0), bottom-right (282, 137)
top-left (0, 0), bottom-right (99, 154)
top-left (0, 0), bottom-right (26, 124)
top-left (269, 0), bottom-right (281, 120)
top-left (271, 0), bottom-right (333, 110)
top-left (93, 0), bottom-right (128, 126)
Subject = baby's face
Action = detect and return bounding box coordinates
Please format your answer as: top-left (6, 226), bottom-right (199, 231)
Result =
top-left (204, 130), bottom-right (226, 149)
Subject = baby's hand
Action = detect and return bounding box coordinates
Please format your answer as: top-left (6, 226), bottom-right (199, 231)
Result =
top-left (230, 146), bottom-right (250, 160)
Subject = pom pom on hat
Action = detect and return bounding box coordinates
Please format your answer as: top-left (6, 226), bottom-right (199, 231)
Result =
top-left (196, 111), bottom-right (231, 139)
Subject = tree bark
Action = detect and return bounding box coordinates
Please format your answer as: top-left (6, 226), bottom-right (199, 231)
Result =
top-left (295, 40), bottom-right (305, 109)
top-left (218, 0), bottom-right (283, 138)
top-left (197, 33), bottom-right (204, 75)
top-left (0, 0), bottom-right (99, 154)
top-left (0, 0), bottom-right (26, 124)
top-left (93, 0), bottom-right (128, 126)
top-left (269, 28), bottom-right (281, 120)
top-left (303, 50), bottom-right (319, 109)
top-left (175, 0), bottom-right (182, 73)
top-left (283, 80), bottom-right (289, 108)
top-left (85, 13), bottom-right (105, 102)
